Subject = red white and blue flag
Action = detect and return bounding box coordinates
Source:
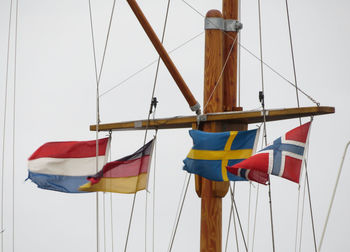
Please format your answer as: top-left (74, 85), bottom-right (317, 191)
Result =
top-left (227, 122), bottom-right (311, 184)
top-left (27, 138), bottom-right (110, 193)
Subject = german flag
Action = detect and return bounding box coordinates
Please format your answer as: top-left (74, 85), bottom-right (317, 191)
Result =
top-left (79, 139), bottom-right (154, 194)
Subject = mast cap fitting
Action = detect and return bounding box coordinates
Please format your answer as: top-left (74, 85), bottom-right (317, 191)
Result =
top-left (190, 102), bottom-right (201, 115)
top-left (205, 18), bottom-right (243, 32)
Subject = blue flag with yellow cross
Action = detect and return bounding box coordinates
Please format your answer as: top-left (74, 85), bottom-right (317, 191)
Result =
top-left (183, 129), bottom-right (260, 181)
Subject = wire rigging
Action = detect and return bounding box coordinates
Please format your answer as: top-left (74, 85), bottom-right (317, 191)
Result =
top-left (298, 176), bottom-right (307, 252)
top-left (251, 185), bottom-right (260, 252)
top-left (87, 1), bottom-right (118, 251)
top-left (167, 174), bottom-right (191, 252)
top-left (1, 0), bottom-right (14, 251)
top-left (229, 185), bottom-right (248, 252)
top-left (256, 1), bottom-right (276, 251)
top-left (284, 1), bottom-right (318, 250)
top-left (318, 141), bottom-right (350, 251)
top-left (99, 31), bottom-right (204, 98)
top-left (124, 1), bottom-right (172, 250)
top-left (11, 0), bottom-right (18, 251)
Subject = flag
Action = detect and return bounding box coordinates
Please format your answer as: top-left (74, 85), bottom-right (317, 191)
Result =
top-left (79, 139), bottom-right (155, 194)
top-left (183, 129), bottom-right (261, 181)
top-left (228, 167), bottom-right (269, 185)
top-left (27, 138), bottom-right (110, 193)
top-left (227, 122), bottom-right (311, 183)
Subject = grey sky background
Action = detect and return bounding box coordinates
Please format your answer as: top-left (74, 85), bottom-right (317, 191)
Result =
top-left (1, 0), bottom-right (350, 251)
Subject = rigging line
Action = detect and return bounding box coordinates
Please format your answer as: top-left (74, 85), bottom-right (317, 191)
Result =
top-left (150, 0), bottom-right (171, 102)
top-left (285, 0), bottom-right (301, 125)
top-left (96, 0), bottom-right (117, 88)
top-left (107, 143), bottom-right (115, 252)
top-left (203, 35), bottom-right (238, 112)
top-left (89, 0), bottom-right (117, 88)
top-left (285, 2), bottom-right (318, 250)
top-left (251, 184), bottom-right (260, 252)
top-left (294, 184), bottom-right (301, 252)
top-left (304, 163), bottom-right (318, 252)
top-left (182, 0), bottom-right (320, 107)
top-left (224, 191), bottom-right (233, 252)
top-left (318, 141), bottom-right (350, 251)
top-left (229, 185), bottom-right (248, 252)
top-left (257, 1), bottom-right (275, 251)
top-left (225, 182), bottom-right (239, 252)
top-left (168, 174), bottom-right (191, 252)
top-left (124, 189), bottom-right (137, 252)
top-left (143, 0), bottom-right (171, 146)
top-left (110, 193), bottom-right (115, 252)
top-left (152, 131), bottom-right (158, 252)
top-left (124, 123), bottom-right (158, 252)
top-left (99, 31), bottom-right (204, 98)
top-left (239, 43), bottom-right (319, 106)
top-left (142, 1), bottom-right (173, 249)
top-left (247, 183), bottom-right (251, 251)
top-left (298, 174), bottom-right (307, 252)
top-left (103, 193), bottom-right (107, 252)
top-left (233, 183), bottom-right (240, 252)
top-left (12, 0), bottom-right (18, 251)
top-left (88, 0), bottom-right (98, 85)
top-left (88, 2), bottom-right (117, 251)
top-left (1, 0), bottom-right (14, 251)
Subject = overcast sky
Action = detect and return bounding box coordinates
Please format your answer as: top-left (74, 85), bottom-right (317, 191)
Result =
top-left (1, 0), bottom-right (350, 251)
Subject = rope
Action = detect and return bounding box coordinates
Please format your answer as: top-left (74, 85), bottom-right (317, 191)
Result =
top-left (152, 133), bottom-right (158, 252)
top-left (224, 182), bottom-right (239, 252)
top-left (103, 193), bottom-right (107, 252)
top-left (284, 2), bottom-right (318, 250)
top-left (318, 140), bottom-right (350, 251)
top-left (233, 183), bottom-right (240, 252)
top-left (87, 1), bottom-right (117, 251)
top-left (99, 31), bottom-right (204, 98)
top-left (110, 193), bottom-right (115, 252)
top-left (167, 174), bottom-right (191, 252)
top-left (108, 143), bottom-right (115, 252)
top-left (124, 0), bottom-right (171, 249)
top-left (298, 175), bottom-right (307, 252)
top-left (305, 164), bottom-right (318, 252)
top-left (285, 0), bottom-right (301, 125)
top-left (251, 185), bottom-right (260, 252)
top-left (294, 184), bottom-right (301, 252)
top-left (224, 194), bottom-right (233, 252)
top-left (1, 0), bottom-right (14, 251)
top-left (229, 185), bottom-right (248, 252)
top-left (239, 44), bottom-right (319, 106)
top-left (12, 0), bottom-right (18, 251)
top-left (247, 183), bottom-right (252, 251)
top-left (257, 1), bottom-right (276, 251)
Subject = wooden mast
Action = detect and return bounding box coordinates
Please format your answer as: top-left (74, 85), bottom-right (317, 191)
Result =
top-left (199, 2), bottom-right (241, 251)
top-left (197, 9), bottom-right (225, 252)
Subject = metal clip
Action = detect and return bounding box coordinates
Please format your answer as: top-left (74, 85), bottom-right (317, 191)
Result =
top-left (224, 19), bottom-right (243, 32)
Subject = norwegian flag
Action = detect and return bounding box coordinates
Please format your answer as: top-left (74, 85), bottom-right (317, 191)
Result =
top-left (228, 167), bottom-right (269, 185)
top-left (227, 122), bottom-right (311, 184)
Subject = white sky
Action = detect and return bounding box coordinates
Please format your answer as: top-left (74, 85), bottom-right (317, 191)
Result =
top-left (1, 0), bottom-right (350, 251)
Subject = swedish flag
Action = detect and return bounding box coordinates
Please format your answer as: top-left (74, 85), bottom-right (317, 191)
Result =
top-left (183, 129), bottom-right (259, 181)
